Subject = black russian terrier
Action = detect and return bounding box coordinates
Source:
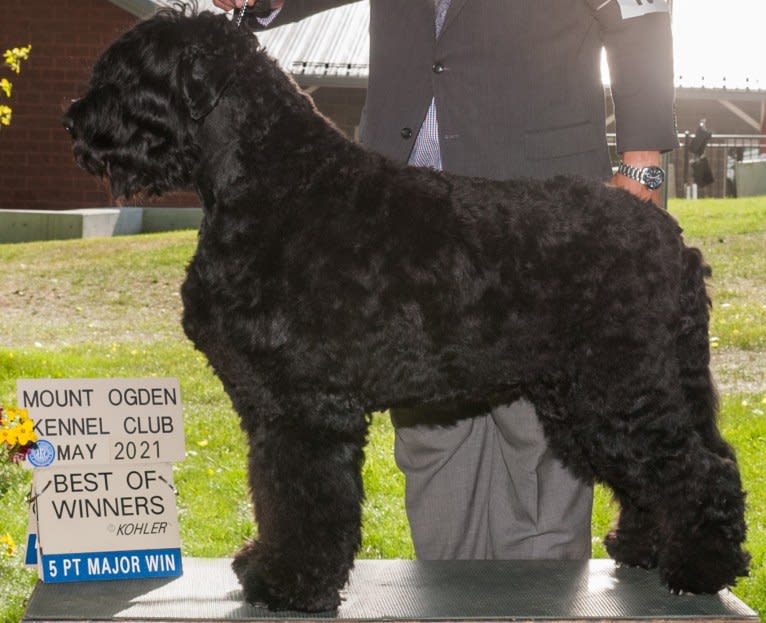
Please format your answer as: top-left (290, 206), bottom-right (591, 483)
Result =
top-left (63, 9), bottom-right (748, 612)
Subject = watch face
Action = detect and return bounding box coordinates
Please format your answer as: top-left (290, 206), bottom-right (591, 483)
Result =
top-left (642, 166), bottom-right (665, 190)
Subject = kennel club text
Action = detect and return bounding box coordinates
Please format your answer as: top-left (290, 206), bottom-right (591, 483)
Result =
top-left (19, 380), bottom-right (183, 465)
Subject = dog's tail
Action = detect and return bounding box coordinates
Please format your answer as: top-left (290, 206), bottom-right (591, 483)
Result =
top-left (676, 246), bottom-right (733, 459)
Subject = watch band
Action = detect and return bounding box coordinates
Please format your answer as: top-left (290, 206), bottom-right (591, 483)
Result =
top-left (617, 161), bottom-right (665, 190)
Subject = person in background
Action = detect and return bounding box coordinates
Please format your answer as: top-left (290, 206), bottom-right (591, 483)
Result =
top-left (212, 0), bottom-right (677, 561)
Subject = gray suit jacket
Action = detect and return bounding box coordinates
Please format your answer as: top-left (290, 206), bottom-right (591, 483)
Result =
top-left (267, 0), bottom-right (677, 181)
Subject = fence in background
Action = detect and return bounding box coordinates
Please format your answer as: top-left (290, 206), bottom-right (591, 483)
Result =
top-left (608, 134), bottom-right (766, 199)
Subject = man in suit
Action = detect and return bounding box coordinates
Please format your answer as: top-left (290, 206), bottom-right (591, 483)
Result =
top-left (213, 0), bottom-right (678, 560)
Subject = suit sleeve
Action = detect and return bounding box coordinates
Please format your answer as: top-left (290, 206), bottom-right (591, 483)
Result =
top-left (589, 0), bottom-right (678, 154)
top-left (251, 0), bottom-right (360, 28)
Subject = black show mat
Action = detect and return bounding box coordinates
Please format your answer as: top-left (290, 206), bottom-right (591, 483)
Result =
top-left (22, 558), bottom-right (757, 622)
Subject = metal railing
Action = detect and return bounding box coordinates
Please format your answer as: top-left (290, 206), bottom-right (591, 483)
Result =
top-left (608, 133), bottom-right (766, 199)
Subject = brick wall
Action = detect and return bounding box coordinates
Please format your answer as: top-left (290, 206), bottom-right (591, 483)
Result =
top-left (0, 0), bottom-right (365, 212)
top-left (0, 0), bottom-right (199, 210)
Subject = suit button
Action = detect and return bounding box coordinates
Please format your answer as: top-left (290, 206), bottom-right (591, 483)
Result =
top-left (400, 127), bottom-right (413, 139)
top-left (432, 62), bottom-right (445, 74)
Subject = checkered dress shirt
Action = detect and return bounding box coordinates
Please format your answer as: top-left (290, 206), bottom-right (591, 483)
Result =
top-left (408, 0), bottom-right (451, 170)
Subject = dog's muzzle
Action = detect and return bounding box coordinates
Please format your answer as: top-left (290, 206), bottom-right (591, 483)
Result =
top-left (63, 99), bottom-right (108, 177)
top-left (62, 98), bottom-right (82, 138)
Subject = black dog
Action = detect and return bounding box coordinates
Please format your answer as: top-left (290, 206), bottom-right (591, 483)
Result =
top-left (64, 9), bottom-right (748, 612)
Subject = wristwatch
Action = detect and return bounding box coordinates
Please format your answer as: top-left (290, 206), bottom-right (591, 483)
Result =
top-left (617, 161), bottom-right (665, 190)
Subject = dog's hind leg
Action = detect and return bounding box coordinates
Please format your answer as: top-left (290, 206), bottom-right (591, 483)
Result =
top-left (569, 338), bottom-right (747, 593)
top-left (233, 401), bottom-right (368, 612)
top-left (602, 428), bottom-right (747, 593)
top-left (531, 378), bottom-right (663, 570)
top-left (653, 434), bottom-right (748, 594)
top-left (647, 247), bottom-right (749, 592)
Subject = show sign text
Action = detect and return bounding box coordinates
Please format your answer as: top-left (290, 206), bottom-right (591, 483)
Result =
top-left (17, 378), bottom-right (184, 467)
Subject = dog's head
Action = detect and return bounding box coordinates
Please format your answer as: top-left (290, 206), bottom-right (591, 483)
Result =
top-left (63, 9), bottom-right (252, 199)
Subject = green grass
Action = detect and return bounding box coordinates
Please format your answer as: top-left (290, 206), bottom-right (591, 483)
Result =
top-left (1, 196), bottom-right (765, 621)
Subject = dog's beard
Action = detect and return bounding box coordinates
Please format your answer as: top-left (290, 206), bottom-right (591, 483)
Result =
top-left (105, 160), bottom-right (135, 200)
top-left (69, 127), bottom-right (194, 200)
top-left (103, 158), bottom-right (166, 199)
top-left (69, 144), bottom-right (134, 199)
top-left (66, 88), bottom-right (195, 199)
top-left (72, 146), bottom-right (107, 179)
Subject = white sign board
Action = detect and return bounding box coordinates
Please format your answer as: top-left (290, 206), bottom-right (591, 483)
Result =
top-left (18, 378), bottom-right (186, 582)
top-left (32, 463), bottom-right (182, 582)
top-left (17, 378), bottom-right (185, 468)
top-left (613, 0), bottom-right (670, 20)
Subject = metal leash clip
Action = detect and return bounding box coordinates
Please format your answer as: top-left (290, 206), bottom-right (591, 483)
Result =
top-left (235, 1), bottom-right (249, 28)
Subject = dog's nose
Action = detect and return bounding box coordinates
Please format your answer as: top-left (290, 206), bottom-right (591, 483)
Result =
top-left (63, 99), bottom-right (82, 137)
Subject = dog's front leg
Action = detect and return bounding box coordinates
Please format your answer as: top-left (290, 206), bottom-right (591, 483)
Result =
top-left (233, 405), bottom-right (368, 612)
top-left (604, 495), bottom-right (659, 569)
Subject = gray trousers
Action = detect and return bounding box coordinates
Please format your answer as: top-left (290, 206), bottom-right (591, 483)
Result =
top-left (392, 399), bottom-right (593, 560)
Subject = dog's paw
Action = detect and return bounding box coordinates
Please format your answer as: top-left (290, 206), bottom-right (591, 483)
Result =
top-left (232, 540), bottom-right (342, 612)
top-left (604, 529), bottom-right (658, 569)
top-left (659, 543), bottom-right (750, 594)
top-left (239, 567), bottom-right (341, 612)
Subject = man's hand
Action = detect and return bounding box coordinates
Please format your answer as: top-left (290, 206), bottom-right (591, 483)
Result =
top-left (212, 0), bottom-right (246, 9)
top-left (611, 150), bottom-right (663, 207)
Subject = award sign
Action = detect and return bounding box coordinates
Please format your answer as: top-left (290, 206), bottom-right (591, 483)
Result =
top-left (18, 377), bottom-right (185, 468)
top-left (19, 378), bottom-right (186, 582)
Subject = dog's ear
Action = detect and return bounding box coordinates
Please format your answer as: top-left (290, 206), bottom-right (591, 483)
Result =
top-left (179, 50), bottom-right (234, 120)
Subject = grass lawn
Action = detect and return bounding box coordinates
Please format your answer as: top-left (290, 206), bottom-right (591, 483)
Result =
top-left (1, 196), bottom-right (765, 622)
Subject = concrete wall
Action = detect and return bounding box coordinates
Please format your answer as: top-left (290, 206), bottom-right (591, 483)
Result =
top-left (0, 207), bottom-right (202, 243)
top-left (735, 160), bottom-right (766, 197)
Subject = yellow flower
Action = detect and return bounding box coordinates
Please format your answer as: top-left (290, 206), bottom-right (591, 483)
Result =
top-left (1, 533), bottom-right (16, 557)
top-left (16, 420), bottom-right (36, 446)
top-left (0, 406), bottom-right (35, 448)
top-left (4, 427), bottom-right (19, 446)
top-left (0, 78), bottom-right (10, 98)
top-left (3, 45), bottom-right (32, 73)
top-left (5, 406), bottom-right (28, 423)
top-left (0, 104), bottom-right (11, 126)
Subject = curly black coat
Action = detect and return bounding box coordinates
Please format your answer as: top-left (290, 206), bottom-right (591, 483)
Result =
top-left (64, 9), bottom-right (748, 612)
